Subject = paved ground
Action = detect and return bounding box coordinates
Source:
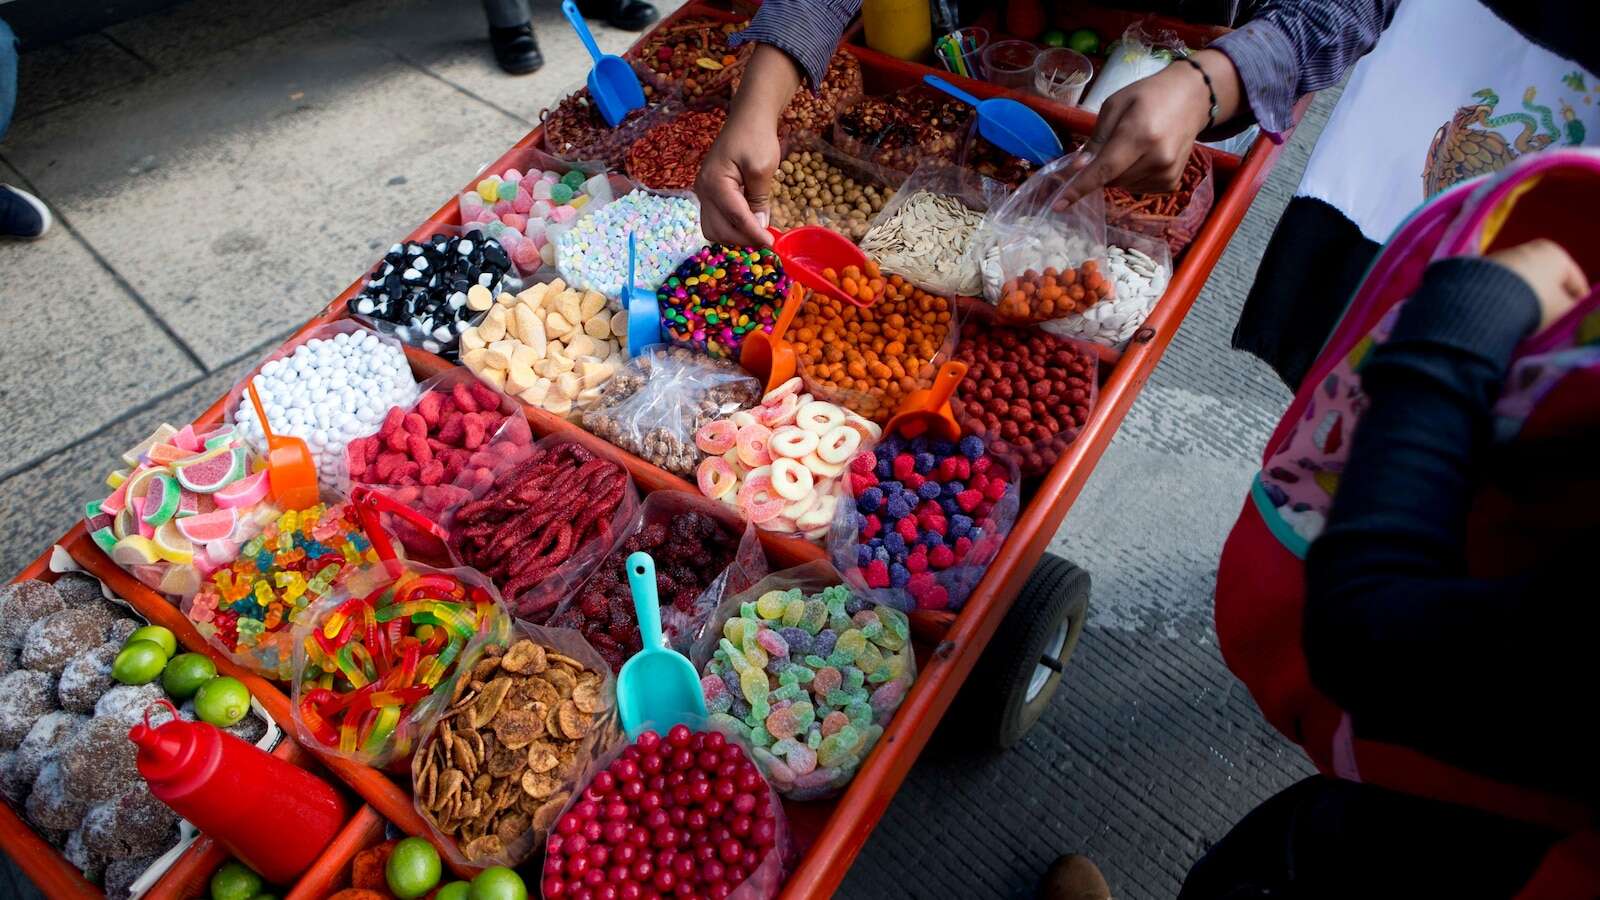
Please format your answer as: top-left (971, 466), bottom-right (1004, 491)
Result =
top-left (1, 2), bottom-right (1335, 895)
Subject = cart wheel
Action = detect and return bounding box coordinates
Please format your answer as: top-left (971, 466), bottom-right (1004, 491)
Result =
top-left (948, 553), bottom-right (1089, 751)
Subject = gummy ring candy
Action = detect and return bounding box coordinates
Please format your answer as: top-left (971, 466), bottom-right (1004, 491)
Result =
top-left (737, 471), bottom-right (785, 524)
top-left (797, 401), bottom-right (846, 435)
top-left (730, 410), bottom-right (759, 430)
top-left (781, 491), bottom-right (817, 519)
top-left (766, 515), bottom-right (799, 534)
top-left (816, 424), bottom-right (862, 465)
top-left (736, 423), bottom-right (774, 468)
top-left (766, 376), bottom-right (804, 403)
top-left (755, 393), bottom-right (799, 428)
top-left (695, 419), bottom-right (737, 455)
top-left (770, 458), bottom-right (815, 502)
top-left (802, 452), bottom-right (845, 478)
top-left (842, 416), bottom-right (882, 444)
top-left (697, 456), bottom-right (738, 499)
top-left (796, 494), bottom-right (836, 530)
top-left (770, 426), bottom-right (819, 460)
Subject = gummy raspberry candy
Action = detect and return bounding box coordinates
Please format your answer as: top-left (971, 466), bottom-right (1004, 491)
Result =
top-left (860, 514), bottom-right (882, 540)
top-left (936, 456), bottom-right (963, 481)
top-left (973, 455), bottom-right (993, 474)
top-left (895, 517), bottom-right (919, 543)
top-left (854, 545), bottom-right (875, 569)
top-left (850, 453), bottom-right (876, 475)
top-left (863, 560), bottom-right (890, 589)
top-left (955, 489), bottom-right (983, 513)
top-left (850, 472), bottom-right (878, 495)
top-left (950, 514), bottom-right (974, 537)
top-left (873, 545), bottom-right (891, 563)
top-left (955, 535), bottom-right (974, 556)
top-left (892, 454), bottom-right (916, 481)
top-left (959, 436), bottom-right (985, 459)
top-left (905, 548), bottom-right (929, 573)
top-left (919, 531), bottom-right (943, 548)
top-left (883, 532), bottom-right (907, 556)
top-left (984, 477), bottom-right (1008, 501)
top-left (902, 472), bottom-right (925, 492)
top-left (875, 457), bottom-right (893, 479)
top-left (916, 481), bottom-right (942, 501)
top-left (856, 486), bottom-right (883, 513)
top-left (889, 563), bottom-right (910, 588)
top-left (913, 452), bottom-right (936, 474)
top-left (929, 545), bottom-right (956, 569)
top-left (885, 495), bottom-right (913, 521)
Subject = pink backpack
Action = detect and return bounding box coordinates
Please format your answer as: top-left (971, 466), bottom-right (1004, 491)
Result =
top-left (1215, 150), bottom-right (1600, 896)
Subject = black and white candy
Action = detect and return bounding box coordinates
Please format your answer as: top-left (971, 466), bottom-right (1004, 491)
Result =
top-left (352, 230), bottom-right (520, 358)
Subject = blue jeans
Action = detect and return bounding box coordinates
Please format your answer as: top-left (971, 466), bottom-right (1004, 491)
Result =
top-left (0, 18), bottom-right (17, 140)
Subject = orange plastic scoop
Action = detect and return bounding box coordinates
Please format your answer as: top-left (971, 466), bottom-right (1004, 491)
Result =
top-left (245, 380), bottom-right (319, 510)
top-left (740, 282), bottom-right (806, 393)
top-left (885, 361), bottom-right (968, 441)
top-left (768, 226), bottom-right (874, 308)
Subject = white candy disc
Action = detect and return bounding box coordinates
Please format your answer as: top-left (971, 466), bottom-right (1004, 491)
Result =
top-left (815, 424), bottom-right (861, 465)
top-left (797, 401), bottom-right (846, 435)
top-left (770, 458), bottom-right (815, 502)
top-left (770, 426), bottom-right (819, 460)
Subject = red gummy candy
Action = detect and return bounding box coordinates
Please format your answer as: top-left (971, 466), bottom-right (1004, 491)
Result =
top-left (917, 584), bottom-right (950, 610)
top-left (437, 413), bottom-right (466, 446)
top-left (384, 422), bottom-right (410, 453)
top-left (895, 516), bottom-right (919, 543)
top-left (902, 472), bottom-right (925, 491)
top-left (452, 382), bottom-right (480, 414)
top-left (905, 548), bottom-right (929, 573)
top-left (955, 536), bottom-right (974, 557)
top-left (346, 448), bottom-right (368, 479)
top-left (907, 572), bottom-right (937, 600)
top-left (419, 460), bottom-right (445, 486)
top-left (892, 454), bottom-right (916, 481)
top-left (860, 515), bottom-right (882, 540)
top-left (863, 559), bottom-right (890, 589)
top-left (470, 382), bottom-right (501, 411)
top-left (928, 545), bottom-right (956, 569)
top-left (974, 456), bottom-right (993, 475)
top-left (917, 509), bottom-right (947, 536)
top-left (407, 435), bottom-right (433, 466)
top-left (393, 460), bottom-right (420, 484)
top-left (374, 452), bottom-right (405, 483)
top-left (417, 391), bottom-right (444, 427)
top-left (849, 472), bottom-right (878, 495)
top-left (463, 415), bottom-right (487, 450)
top-left (403, 413), bottom-right (428, 439)
top-left (984, 477), bottom-right (1008, 501)
top-left (379, 407), bottom-right (404, 439)
top-left (935, 456), bottom-right (961, 481)
top-left (955, 490), bottom-right (983, 513)
top-left (849, 453), bottom-right (876, 475)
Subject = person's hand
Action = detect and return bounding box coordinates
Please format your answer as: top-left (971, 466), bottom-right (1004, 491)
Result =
top-left (1057, 49), bottom-right (1242, 204)
top-left (1486, 239), bottom-right (1590, 332)
top-left (695, 113), bottom-right (782, 247)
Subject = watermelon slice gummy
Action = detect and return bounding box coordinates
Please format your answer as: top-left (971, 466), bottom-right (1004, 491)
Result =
top-left (214, 469), bottom-right (269, 509)
top-left (141, 473), bottom-right (181, 526)
top-left (175, 447), bottom-right (246, 493)
top-left (175, 507), bottom-right (239, 543)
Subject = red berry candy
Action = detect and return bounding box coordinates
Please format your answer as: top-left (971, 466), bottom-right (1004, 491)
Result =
top-left (849, 452), bottom-right (876, 475)
top-left (892, 453), bottom-right (916, 481)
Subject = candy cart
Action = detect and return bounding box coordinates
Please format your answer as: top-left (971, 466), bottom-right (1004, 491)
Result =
top-left (1, 2), bottom-right (1305, 896)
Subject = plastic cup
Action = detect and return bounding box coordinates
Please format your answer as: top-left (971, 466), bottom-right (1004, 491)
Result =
top-left (982, 39), bottom-right (1040, 90)
top-left (934, 26), bottom-right (990, 80)
top-left (1034, 47), bottom-right (1094, 106)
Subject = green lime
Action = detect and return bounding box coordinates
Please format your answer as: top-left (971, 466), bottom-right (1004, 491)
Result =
top-left (195, 676), bottom-right (251, 726)
top-left (209, 861), bottom-right (263, 900)
top-left (469, 866), bottom-right (528, 900)
top-left (1067, 28), bottom-right (1101, 55)
top-left (126, 625), bottom-right (177, 658)
top-left (436, 882), bottom-right (472, 900)
top-left (162, 652), bottom-right (218, 700)
top-left (112, 640), bottom-right (168, 685)
top-left (385, 837), bottom-right (443, 899)
top-left (1042, 29), bottom-right (1066, 48)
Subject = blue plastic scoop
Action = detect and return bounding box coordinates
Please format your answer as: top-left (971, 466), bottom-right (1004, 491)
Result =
top-left (616, 551), bottom-right (707, 738)
top-left (620, 231), bottom-right (660, 357)
top-left (923, 74), bottom-right (1064, 166)
top-left (562, 0), bottom-right (646, 128)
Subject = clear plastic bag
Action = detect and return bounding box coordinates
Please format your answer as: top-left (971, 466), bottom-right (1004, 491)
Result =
top-left (410, 619), bottom-right (624, 869)
top-left (337, 368), bottom-right (536, 565)
top-left (1080, 23), bottom-right (1187, 113)
top-left (552, 185), bottom-right (705, 301)
top-left (539, 64), bottom-right (683, 168)
top-left (1040, 226), bottom-right (1172, 347)
top-left (348, 226), bottom-right (521, 358)
top-left (549, 490), bottom-right (769, 669)
top-left (832, 84), bottom-right (975, 177)
top-left (690, 560), bottom-right (916, 801)
top-left (542, 714), bottom-right (790, 899)
top-left (858, 163), bottom-right (1004, 298)
top-left (828, 431), bottom-right (1021, 612)
top-left (289, 561), bottom-right (512, 769)
top-left (455, 145), bottom-right (629, 279)
top-left (975, 152), bottom-right (1115, 325)
top-left (1104, 147), bottom-right (1214, 256)
top-left (580, 344), bottom-right (763, 477)
top-left (626, 13), bottom-right (750, 100)
top-left (445, 434), bottom-right (640, 622)
top-left (769, 133), bottom-right (902, 242)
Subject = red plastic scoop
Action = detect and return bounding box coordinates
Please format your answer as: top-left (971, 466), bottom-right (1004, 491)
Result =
top-left (885, 361), bottom-right (968, 441)
top-left (768, 226), bottom-right (874, 308)
top-left (245, 381), bottom-right (319, 511)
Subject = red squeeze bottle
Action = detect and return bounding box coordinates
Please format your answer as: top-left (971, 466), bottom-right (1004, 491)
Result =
top-left (128, 701), bottom-right (348, 883)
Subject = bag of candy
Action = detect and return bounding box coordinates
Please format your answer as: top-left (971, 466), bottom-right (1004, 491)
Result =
top-left (858, 163), bottom-right (1005, 299)
top-left (769, 132), bottom-right (902, 242)
top-left (973, 152), bottom-right (1117, 326)
top-left (444, 433), bottom-right (640, 623)
top-left (690, 560), bottom-right (916, 800)
top-left (950, 310), bottom-right (1102, 478)
top-left (337, 368), bottom-right (535, 565)
top-left (829, 430), bottom-right (1021, 612)
top-left (549, 490), bottom-right (769, 670)
top-left (553, 185), bottom-right (705, 302)
top-left (348, 226), bottom-right (521, 359)
top-left (1104, 148), bottom-right (1215, 257)
top-left (1039, 226), bottom-right (1173, 348)
top-left (1080, 23), bottom-right (1186, 114)
top-left (626, 12), bottom-right (750, 100)
top-left (540, 63), bottom-right (682, 168)
top-left (580, 344), bottom-right (763, 478)
top-left (735, 47), bottom-right (863, 138)
top-left (410, 618), bottom-right (624, 869)
top-left (454, 144), bottom-right (630, 278)
top-left (289, 560), bottom-right (512, 769)
top-left (832, 84), bottom-right (976, 177)
top-left (224, 320), bottom-right (420, 495)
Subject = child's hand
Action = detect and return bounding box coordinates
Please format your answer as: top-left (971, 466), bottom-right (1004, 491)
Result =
top-left (1486, 239), bottom-right (1589, 332)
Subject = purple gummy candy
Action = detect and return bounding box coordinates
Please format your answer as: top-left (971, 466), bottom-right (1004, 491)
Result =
top-left (721, 669), bottom-right (742, 698)
top-left (856, 545), bottom-right (874, 568)
top-left (882, 436), bottom-right (906, 457)
top-left (813, 630), bottom-right (838, 657)
top-left (919, 532), bottom-right (943, 548)
top-left (909, 436), bottom-right (929, 455)
top-left (874, 457), bottom-right (893, 479)
top-left (950, 514), bottom-right (974, 537)
top-left (916, 481), bottom-right (942, 501)
top-left (873, 546), bottom-right (890, 563)
top-left (889, 564), bottom-right (910, 588)
top-left (959, 436), bottom-right (985, 459)
top-left (943, 480), bottom-right (965, 497)
top-left (930, 439), bottom-right (955, 457)
top-left (857, 487), bottom-right (883, 513)
top-left (913, 452), bottom-right (936, 474)
top-left (883, 532), bottom-right (907, 556)
top-left (885, 495), bottom-right (913, 520)
top-left (844, 594), bottom-right (866, 615)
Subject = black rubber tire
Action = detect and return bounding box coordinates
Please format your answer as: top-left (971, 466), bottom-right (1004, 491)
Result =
top-left (945, 553), bottom-right (1090, 751)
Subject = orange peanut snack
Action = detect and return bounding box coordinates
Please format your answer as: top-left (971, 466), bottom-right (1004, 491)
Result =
top-left (995, 261), bottom-right (1113, 323)
top-left (791, 261), bottom-right (953, 423)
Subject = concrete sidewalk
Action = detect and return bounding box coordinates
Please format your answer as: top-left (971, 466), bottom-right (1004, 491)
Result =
top-left (2, 1), bottom-right (1332, 894)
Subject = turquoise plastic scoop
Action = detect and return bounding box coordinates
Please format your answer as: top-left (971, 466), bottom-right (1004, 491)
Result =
top-left (621, 231), bottom-right (660, 357)
top-left (562, 0), bottom-right (646, 128)
top-left (616, 551), bottom-right (707, 738)
top-left (923, 74), bottom-right (1064, 166)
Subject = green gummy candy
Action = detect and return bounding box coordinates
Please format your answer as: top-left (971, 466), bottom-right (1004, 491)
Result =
top-left (791, 701), bottom-right (816, 730)
top-left (859, 620), bottom-right (884, 642)
top-left (874, 610), bottom-right (910, 651)
top-left (845, 668), bottom-right (866, 691)
top-left (740, 601), bottom-right (758, 619)
top-left (801, 599), bottom-right (828, 634)
top-left (777, 669), bottom-right (800, 687)
top-left (752, 697), bottom-right (770, 721)
top-left (724, 616), bottom-right (748, 645)
top-left (807, 730), bottom-right (823, 749)
top-left (817, 729), bottom-right (857, 768)
top-left (867, 670), bottom-right (889, 684)
top-left (791, 665), bottom-right (815, 683)
top-left (710, 712), bottom-right (744, 732)
top-left (855, 643), bottom-right (884, 675)
top-left (781, 598), bottom-right (805, 627)
top-left (721, 639), bottom-right (751, 673)
top-left (846, 701), bottom-right (873, 725)
top-left (772, 683), bottom-right (804, 703)
top-left (803, 654), bottom-right (827, 669)
top-left (835, 630), bottom-right (866, 657)
top-left (740, 666), bottom-right (768, 702)
top-left (825, 689), bottom-right (853, 707)
top-left (561, 170), bottom-right (586, 188)
top-left (550, 183), bottom-right (574, 203)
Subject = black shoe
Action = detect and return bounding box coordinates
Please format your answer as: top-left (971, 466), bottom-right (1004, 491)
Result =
top-left (577, 0), bottom-right (659, 31)
top-left (0, 184), bottom-right (52, 239)
top-left (490, 23), bottom-right (544, 75)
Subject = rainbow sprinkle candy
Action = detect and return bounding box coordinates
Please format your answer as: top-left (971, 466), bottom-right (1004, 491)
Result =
top-left (658, 243), bottom-right (793, 360)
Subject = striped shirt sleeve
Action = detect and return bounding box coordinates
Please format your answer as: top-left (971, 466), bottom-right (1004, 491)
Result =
top-left (1210, 0), bottom-right (1399, 136)
top-left (728, 0), bottom-right (862, 89)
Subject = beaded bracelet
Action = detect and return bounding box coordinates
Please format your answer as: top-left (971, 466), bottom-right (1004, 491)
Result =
top-left (1182, 55), bottom-right (1219, 132)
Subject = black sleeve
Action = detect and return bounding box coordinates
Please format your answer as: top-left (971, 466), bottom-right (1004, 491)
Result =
top-left (1303, 257), bottom-right (1597, 800)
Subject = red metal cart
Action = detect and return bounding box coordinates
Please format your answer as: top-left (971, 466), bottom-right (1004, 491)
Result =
top-left (1, 3), bottom-right (1300, 896)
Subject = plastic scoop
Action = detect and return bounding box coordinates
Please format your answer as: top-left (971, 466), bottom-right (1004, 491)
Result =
top-left (766, 226), bottom-right (872, 308)
top-left (923, 74), bottom-right (1064, 166)
top-left (245, 380), bottom-right (319, 510)
top-left (621, 230), bottom-right (660, 357)
top-left (885, 360), bottom-right (968, 441)
top-left (739, 282), bottom-right (805, 393)
top-left (617, 551), bottom-right (707, 738)
top-left (562, 0), bottom-right (645, 128)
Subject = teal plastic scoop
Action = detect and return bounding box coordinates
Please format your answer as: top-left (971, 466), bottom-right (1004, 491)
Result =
top-left (562, 0), bottom-right (646, 128)
top-left (616, 551), bottom-right (707, 738)
top-left (923, 73), bottom-right (1064, 166)
top-left (621, 231), bottom-right (660, 357)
